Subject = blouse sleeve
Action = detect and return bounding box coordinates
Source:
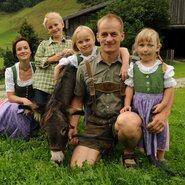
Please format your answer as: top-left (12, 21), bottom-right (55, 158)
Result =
top-left (164, 65), bottom-right (177, 88)
top-left (124, 62), bottom-right (134, 87)
top-left (58, 58), bottom-right (71, 66)
top-left (5, 67), bottom-right (15, 92)
top-left (59, 55), bottom-right (78, 68)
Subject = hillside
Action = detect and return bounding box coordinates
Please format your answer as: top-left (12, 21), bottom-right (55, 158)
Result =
top-left (0, 0), bottom-right (83, 49)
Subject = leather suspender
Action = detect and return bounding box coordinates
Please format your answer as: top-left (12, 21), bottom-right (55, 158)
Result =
top-left (84, 61), bottom-right (97, 113)
top-left (84, 60), bottom-right (125, 113)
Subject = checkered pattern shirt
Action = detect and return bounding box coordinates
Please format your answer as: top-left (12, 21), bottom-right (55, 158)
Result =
top-left (33, 36), bottom-right (72, 94)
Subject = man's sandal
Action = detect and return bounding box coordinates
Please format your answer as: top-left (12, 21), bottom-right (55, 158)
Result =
top-left (122, 153), bottom-right (139, 168)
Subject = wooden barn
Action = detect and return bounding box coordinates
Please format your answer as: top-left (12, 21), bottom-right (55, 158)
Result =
top-left (161, 0), bottom-right (185, 58)
top-left (63, 2), bottom-right (109, 37)
top-left (63, 0), bottom-right (185, 58)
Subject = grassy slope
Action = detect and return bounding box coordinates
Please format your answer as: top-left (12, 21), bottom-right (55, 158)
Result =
top-left (0, 0), bottom-right (83, 49)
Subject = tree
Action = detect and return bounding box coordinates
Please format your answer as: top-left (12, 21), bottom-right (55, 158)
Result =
top-left (88, 0), bottom-right (170, 51)
top-left (0, 0), bottom-right (43, 13)
top-left (2, 19), bottom-right (40, 68)
top-left (2, 47), bottom-right (16, 68)
top-left (19, 19), bottom-right (40, 57)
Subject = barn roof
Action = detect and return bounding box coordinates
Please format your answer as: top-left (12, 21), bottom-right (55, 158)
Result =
top-left (63, 2), bottom-right (111, 21)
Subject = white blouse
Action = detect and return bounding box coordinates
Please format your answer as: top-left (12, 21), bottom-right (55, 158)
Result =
top-left (124, 60), bottom-right (177, 88)
top-left (5, 62), bottom-right (33, 92)
top-left (58, 46), bottom-right (98, 68)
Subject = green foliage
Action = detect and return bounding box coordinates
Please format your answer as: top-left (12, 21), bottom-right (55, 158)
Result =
top-left (89, 0), bottom-right (170, 50)
top-left (19, 19), bottom-right (40, 57)
top-left (1, 48), bottom-right (15, 68)
top-left (0, 78), bottom-right (5, 85)
top-left (0, 0), bottom-right (43, 13)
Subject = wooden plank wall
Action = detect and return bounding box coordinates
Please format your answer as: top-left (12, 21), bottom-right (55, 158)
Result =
top-left (169, 0), bottom-right (185, 25)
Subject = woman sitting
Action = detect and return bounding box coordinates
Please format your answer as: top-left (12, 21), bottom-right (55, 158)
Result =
top-left (0, 37), bottom-right (39, 139)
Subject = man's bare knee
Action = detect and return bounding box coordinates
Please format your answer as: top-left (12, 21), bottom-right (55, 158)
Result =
top-left (116, 112), bottom-right (141, 131)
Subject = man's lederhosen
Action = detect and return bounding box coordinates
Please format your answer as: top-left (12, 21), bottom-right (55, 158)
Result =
top-left (78, 61), bottom-right (125, 153)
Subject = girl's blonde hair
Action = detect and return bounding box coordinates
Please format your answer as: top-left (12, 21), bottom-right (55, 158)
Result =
top-left (43, 12), bottom-right (63, 28)
top-left (72, 25), bottom-right (95, 52)
top-left (133, 28), bottom-right (163, 61)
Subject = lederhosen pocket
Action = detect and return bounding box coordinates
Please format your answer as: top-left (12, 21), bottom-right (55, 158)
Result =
top-left (78, 115), bottom-right (117, 153)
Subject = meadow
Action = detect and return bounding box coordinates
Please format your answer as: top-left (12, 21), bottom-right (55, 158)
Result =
top-left (0, 62), bottom-right (185, 184)
top-left (0, 0), bottom-right (83, 50)
top-left (0, 87), bottom-right (185, 185)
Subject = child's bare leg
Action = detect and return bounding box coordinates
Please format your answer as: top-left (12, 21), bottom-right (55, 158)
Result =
top-left (157, 150), bottom-right (165, 161)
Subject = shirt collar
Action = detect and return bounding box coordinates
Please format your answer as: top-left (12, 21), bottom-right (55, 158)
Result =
top-left (48, 35), bottom-right (66, 45)
top-left (97, 52), bottom-right (122, 64)
top-left (79, 46), bottom-right (98, 60)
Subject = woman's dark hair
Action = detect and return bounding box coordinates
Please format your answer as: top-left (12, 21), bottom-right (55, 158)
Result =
top-left (12, 37), bottom-right (33, 59)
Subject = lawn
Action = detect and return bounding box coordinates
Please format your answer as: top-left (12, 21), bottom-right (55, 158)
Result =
top-left (173, 62), bottom-right (185, 79)
top-left (0, 60), bottom-right (184, 184)
top-left (0, 88), bottom-right (185, 184)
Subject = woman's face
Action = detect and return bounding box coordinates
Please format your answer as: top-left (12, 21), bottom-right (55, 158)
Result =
top-left (16, 40), bottom-right (32, 62)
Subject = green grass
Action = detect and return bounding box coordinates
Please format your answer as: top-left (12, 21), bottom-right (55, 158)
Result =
top-left (0, 0), bottom-right (83, 50)
top-left (173, 62), bottom-right (185, 79)
top-left (0, 58), bottom-right (4, 69)
top-left (0, 78), bottom-right (5, 85)
top-left (0, 88), bottom-right (185, 184)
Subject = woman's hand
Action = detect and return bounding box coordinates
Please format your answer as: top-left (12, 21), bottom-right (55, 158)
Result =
top-left (21, 97), bottom-right (33, 106)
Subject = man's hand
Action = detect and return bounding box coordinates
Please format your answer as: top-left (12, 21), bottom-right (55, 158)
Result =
top-left (68, 128), bottom-right (78, 145)
top-left (147, 112), bottom-right (167, 133)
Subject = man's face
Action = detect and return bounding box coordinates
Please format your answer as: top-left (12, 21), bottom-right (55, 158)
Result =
top-left (96, 18), bottom-right (124, 54)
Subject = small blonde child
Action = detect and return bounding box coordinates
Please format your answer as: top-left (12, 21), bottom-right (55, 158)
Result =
top-left (121, 28), bottom-right (177, 161)
top-left (32, 12), bottom-right (73, 110)
top-left (54, 25), bottom-right (130, 81)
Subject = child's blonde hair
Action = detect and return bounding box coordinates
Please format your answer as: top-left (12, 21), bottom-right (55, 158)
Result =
top-left (133, 28), bottom-right (163, 61)
top-left (72, 25), bottom-right (95, 52)
top-left (43, 12), bottom-right (63, 28)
